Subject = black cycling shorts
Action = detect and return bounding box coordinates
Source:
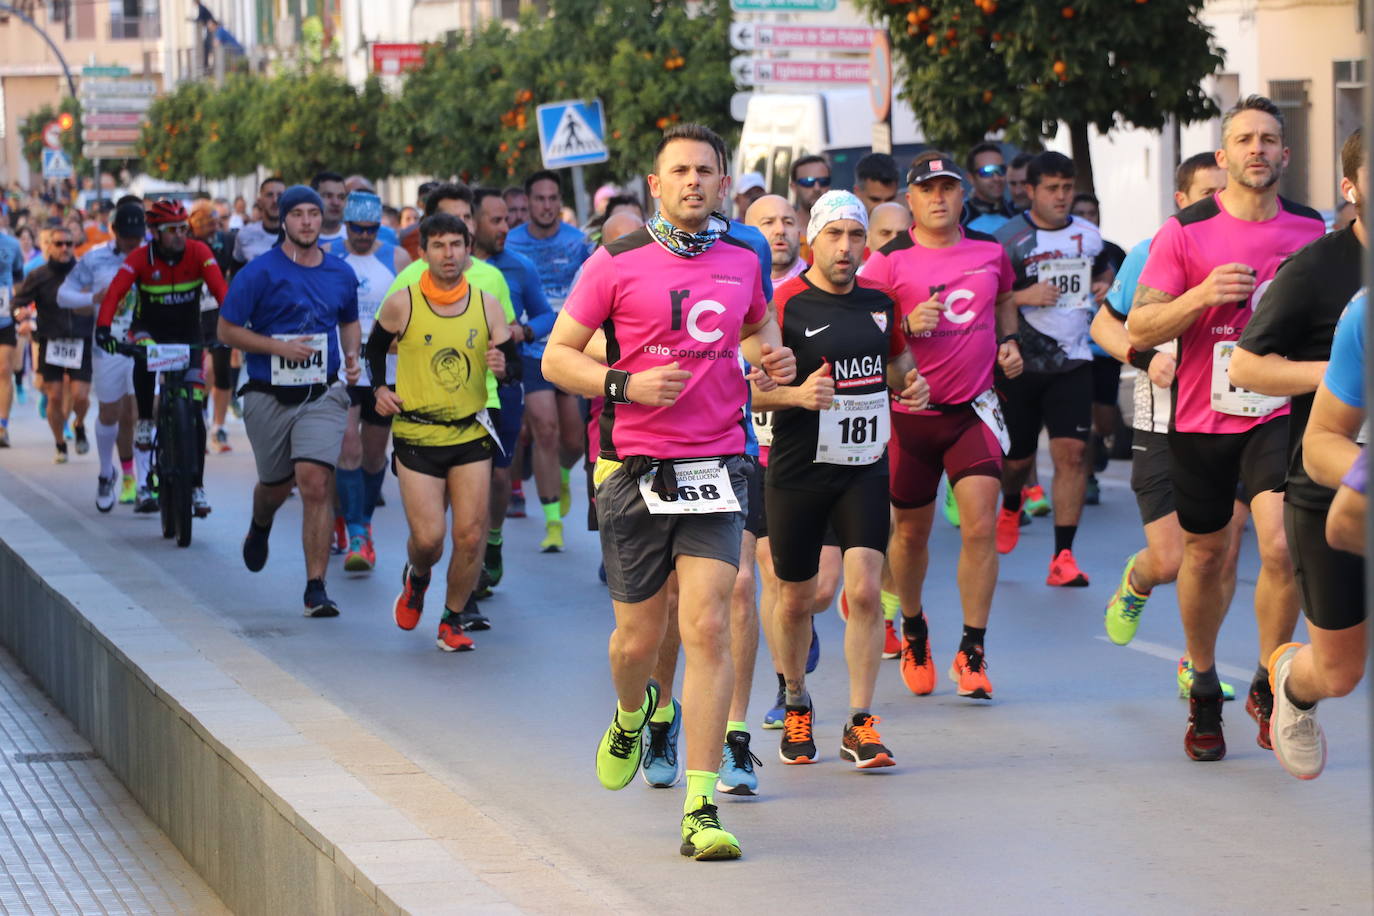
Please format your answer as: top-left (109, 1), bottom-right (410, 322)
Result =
top-left (1091, 354), bottom-right (1122, 407)
top-left (766, 472), bottom-right (889, 582)
top-left (1168, 418), bottom-right (1288, 535)
top-left (998, 364), bottom-right (1093, 460)
top-left (1284, 501), bottom-right (1366, 631)
top-left (0, 325), bottom-right (15, 348)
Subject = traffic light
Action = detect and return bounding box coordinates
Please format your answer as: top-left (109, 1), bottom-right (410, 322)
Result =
top-left (57, 112), bottom-right (75, 131)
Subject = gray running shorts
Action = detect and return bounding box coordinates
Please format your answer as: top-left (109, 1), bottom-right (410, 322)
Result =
top-left (595, 455), bottom-right (751, 604)
top-left (242, 385), bottom-right (350, 485)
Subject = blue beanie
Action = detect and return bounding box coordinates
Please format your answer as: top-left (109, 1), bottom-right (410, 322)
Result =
top-left (278, 184), bottom-right (323, 219)
top-left (343, 190), bottom-right (382, 224)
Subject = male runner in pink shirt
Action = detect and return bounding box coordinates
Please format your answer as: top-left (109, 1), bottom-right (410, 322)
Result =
top-left (543, 124), bottom-right (795, 860)
top-left (863, 151), bottom-right (1021, 701)
top-left (1128, 95), bottom-right (1324, 762)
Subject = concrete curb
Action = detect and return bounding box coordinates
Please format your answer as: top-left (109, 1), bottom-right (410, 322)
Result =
top-left (0, 492), bottom-right (526, 915)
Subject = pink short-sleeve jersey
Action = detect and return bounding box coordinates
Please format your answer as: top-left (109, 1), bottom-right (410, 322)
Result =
top-left (1137, 193), bottom-right (1323, 435)
top-left (562, 228), bottom-right (768, 460)
top-left (861, 227), bottom-right (1013, 411)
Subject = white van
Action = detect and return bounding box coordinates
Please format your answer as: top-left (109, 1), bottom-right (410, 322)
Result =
top-left (734, 88), bottom-right (927, 192)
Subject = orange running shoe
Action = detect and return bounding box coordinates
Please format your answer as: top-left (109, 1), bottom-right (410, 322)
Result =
top-left (882, 618), bottom-right (901, 659)
top-left (840, 714), bottom-right (895, 769)
top-left (1022, 484), bottom-right (1051, 516)
top-left (995, 505), bottom-right (1021, 554)
top-left (1047, 549), bottom-right (1089, 587)
top-left (949, 644), bottom-right (993, 699)
top-left (393, 562), bottom-right (429, 631)
top-left (436, 609), bottom-right (475, 652)
top-left (779, 703), bottom-right (817, 764)
top-left (899, 621), bottom-right (937, 696)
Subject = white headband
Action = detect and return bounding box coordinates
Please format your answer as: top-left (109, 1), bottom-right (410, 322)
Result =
top-left (806, 190), bottom-right (869, 244)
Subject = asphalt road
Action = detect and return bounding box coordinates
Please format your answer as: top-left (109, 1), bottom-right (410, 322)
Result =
top-left (1, 407), bottom-right (1369, 913)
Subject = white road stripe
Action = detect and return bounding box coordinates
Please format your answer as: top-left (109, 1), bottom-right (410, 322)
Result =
top-left (1095, 635), bottom-right (1254, 682)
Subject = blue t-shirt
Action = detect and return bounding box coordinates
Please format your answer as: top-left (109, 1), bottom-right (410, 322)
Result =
top-left (1325, 290), bottom-right (1365, 409)
top-left (0, 233), bottom-right (22, 329)
top-left (725, 220), bottom-right (774, 304)
top-left (505, 222), bottom-right (590, 310)
top-left (967, 212), bottom-right (1010, 237)
top-left (220, 247), bottom-right (360, 383)
top-left (488, 248), bottom-right (555, 348)
top-left (1105, 237), bottom-right (1150, 321)
top-left (378, 225), bottom-right (399, 247)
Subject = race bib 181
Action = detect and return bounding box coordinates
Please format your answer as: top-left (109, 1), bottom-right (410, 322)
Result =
top-left (816, 391), bottom-right (890, 465)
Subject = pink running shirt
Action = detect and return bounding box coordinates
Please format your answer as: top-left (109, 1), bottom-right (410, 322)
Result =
top-left (1138, 194), bottom-right (1323, 435)
top-left (861, 227), bottom-right (1013, 411)
top-left (563, 227), bottom-right (768, 460)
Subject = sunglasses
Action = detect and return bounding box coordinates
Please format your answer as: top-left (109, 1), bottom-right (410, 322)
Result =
top-left (347, 222), bottom-right (380, 234)
top-left (794, 176), bottom-right (831, 189)
top-left (975, 164), bottom-right (1008, 178)
top-left (50, 240), bottom-right (73, 248)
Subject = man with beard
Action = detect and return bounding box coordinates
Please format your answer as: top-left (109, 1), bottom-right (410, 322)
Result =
top-left (1128, 96), bottom-right (1324, 762)
top-left (217, 186), bottom-right (362, 618)
top-left (16, 226), bottom-right (88, 463)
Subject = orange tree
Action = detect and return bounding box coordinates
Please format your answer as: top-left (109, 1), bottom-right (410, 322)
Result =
top-left (139, 80), bottom-right (210, 182)
top-left (854, 0), bottom-right (1224, 191)
top-left (382, 0), bottom-right (736, 190)
top-left (19, 96), bottom-right (95, 176)
top-left (253, 70), bottom-right (395, 182)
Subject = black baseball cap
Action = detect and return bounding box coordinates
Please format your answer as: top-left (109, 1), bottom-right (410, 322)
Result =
top-left (906, 156), bottom-right (964, 186)
top-left (112, 202), bottom-right (146, 238)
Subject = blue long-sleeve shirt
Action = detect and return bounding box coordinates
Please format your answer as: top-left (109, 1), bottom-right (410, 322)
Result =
top-left (487, 247), bottom-right (555, 349)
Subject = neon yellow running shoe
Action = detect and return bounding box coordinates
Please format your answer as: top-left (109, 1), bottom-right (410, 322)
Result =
top-left (1105, 552), bottom-right (1149, 646)
top-left (559, 476), bottom-right (572, 518)
top-left (1177, 658), bottom-right (1236, 702)
top-left (541, 520), bottom-right (564, 553)
top-left (942, 481), bottom-right (960, 527)
top-left (119, 473), bottom-right (137, 505)
top-left (680, 799), bottom-right (741, 860)
top-left (596, 681), bottom-right (659, 790)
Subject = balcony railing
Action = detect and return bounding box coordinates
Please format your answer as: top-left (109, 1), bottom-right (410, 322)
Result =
top-left (110, 14), bottom-right (161, 40)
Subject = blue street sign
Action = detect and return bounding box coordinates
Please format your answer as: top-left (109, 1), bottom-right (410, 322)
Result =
top-left (535, 99), bottom-right (610, 170)
top-left (41, 148), bottom-right (74, 180)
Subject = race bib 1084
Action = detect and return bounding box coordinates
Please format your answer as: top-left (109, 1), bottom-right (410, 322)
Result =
top-left (270, 333), bottom-right (327, 386)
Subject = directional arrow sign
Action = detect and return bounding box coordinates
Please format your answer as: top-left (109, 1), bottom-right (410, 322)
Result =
top-left (82, 96), bottom-right (154, 113)
top-left (82, 65), bottom-right (131, 78)
top-left (84, 144), bottom-right (139, 159)
top-left (85, 112), bottom-right (145, 127)
top-left (731, 58), bottom-right (870, 86)
top-left (730, 23), bottom-right (880, 52)
top-left (82, 79), bottom-right (158, 97)
top-left (84, 128), bottom-right (143, 144)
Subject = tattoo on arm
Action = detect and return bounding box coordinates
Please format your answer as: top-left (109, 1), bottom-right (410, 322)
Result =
top-left (1131, 284), bottom-right (1174, 311)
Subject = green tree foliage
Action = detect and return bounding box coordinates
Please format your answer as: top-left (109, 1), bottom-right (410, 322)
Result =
top-left (854, 0), bottom-right (1225, 190)
top-left (140, 81), bottom-right (211, 182)
top-left (384, 0), bottom-right (738, 186)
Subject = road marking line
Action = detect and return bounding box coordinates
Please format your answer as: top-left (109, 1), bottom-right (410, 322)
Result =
top-left (1095, 636), bottom-right (1253, 682)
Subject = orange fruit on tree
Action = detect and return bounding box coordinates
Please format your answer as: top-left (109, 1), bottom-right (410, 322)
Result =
top-left (916, 5), bottom-right (931, 20)
top-left (1062, 6), bottom-right (1074, 17)
top-left (1053, 60), bottom-right (1067, 75)
top-left (926, 33), bottom-right (938, 47)
top-left (982, 89), bottom-right (994, 103)
top-left (907, 9), bottom-right (918, 21)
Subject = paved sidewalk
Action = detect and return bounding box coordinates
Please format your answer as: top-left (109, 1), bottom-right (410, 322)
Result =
top-left (0, 646), bottom-right (227, 915)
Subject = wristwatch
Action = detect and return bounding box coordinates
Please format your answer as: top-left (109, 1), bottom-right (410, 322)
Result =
top-left (997, 333), bottom-right (1020, 345)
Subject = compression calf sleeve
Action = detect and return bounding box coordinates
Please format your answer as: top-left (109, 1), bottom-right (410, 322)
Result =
top-left (362, 467), bottom-right (386, 522)
top-left (336, 468), bottom-right (366, 535)
top-left (96, 421), bottom-right (118, 479)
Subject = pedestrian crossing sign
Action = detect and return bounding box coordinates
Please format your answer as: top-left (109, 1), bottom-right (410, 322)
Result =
top-left (41, 148), bottom-right (74, 180)
top-left (536, 99), bottom-right (610, 169)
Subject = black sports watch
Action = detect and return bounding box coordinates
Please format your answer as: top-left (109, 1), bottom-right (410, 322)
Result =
top-left (998, 333), bottom-right (1021, 345)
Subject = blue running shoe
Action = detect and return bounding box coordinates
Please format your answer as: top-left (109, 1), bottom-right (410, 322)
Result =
top-left (806, 618), bottom-right (819, 674)
top-left (641, 697), bottom-right (682, 788)
top-left (761, 684), bottom-right (785, 730)
top-left (717, 731), bottom-right (762, 797)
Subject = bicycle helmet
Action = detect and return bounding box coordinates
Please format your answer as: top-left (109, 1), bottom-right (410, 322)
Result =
top-left (147, 198), bottom-right (188, 227)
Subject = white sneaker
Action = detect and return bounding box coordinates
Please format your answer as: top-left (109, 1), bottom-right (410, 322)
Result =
top-left (1269, 643), bottom-right (1326, 780)
top-left (95, 474), bottom-right (117, 513)
top-left (192, 487), bottom-right (212, 518)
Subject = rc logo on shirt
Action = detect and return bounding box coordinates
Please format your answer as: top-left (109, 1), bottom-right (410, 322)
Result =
top-left (870, 311), bottom-right (888, 333)
top-left (669, 289), bottom-right (726, 344)
top-left (943, 289), bottom-right (977, 325)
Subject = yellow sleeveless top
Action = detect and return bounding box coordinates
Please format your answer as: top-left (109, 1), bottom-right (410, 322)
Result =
top-left (392, 281), bottom-right (491, 447)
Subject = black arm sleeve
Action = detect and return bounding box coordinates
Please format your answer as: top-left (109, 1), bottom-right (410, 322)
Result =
top-left (498, 338), bottom-right (522, 384)
top-left (365, 323), bottom-right (397, 390)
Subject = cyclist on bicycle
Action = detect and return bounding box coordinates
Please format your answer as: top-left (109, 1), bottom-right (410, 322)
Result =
top-left (96, 199), bottom-right (228, 516)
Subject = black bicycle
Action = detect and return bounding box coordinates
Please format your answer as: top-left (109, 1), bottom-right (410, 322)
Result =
top-left (117, 341), bottom-right (203, 548)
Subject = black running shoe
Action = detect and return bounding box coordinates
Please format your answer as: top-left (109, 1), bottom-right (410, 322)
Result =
top-left (457, 595), bottom-right (490, 631)
top-left (242, 520), bottom-right (271, 572)
top-left (1246, 679), bottom-right (1274, 750)
top-left (779, 702), bottom-right (817, 764)
top-left (303, 578), bottom-right (340, 618)
top-left (1185, 694), bottom-right (1226, 761)
top-left (840, 713), bottom-right (895, 769)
